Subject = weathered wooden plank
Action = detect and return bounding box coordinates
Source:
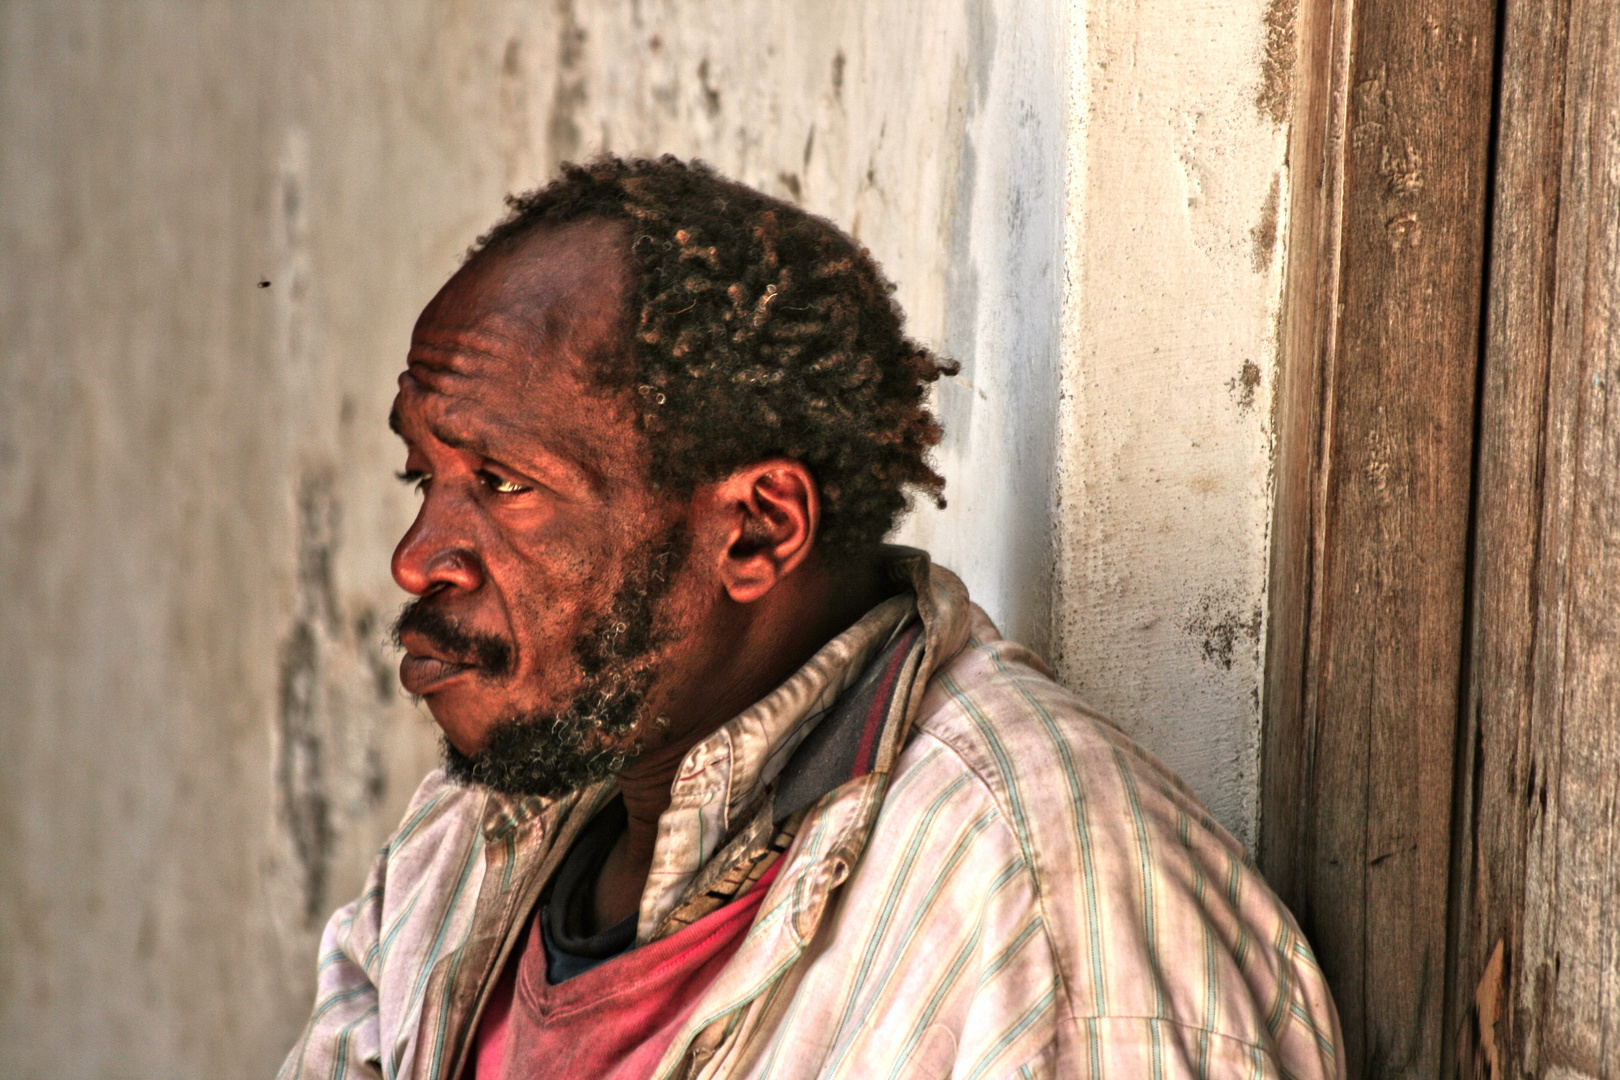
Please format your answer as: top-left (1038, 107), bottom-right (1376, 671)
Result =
top-left (1443, 0), bottom-right (1573, 1071)
top-left (1452, 0), bottom-right (1620, 1074)
top-left (1260, 0), bottom-right (1498, 1074)
top-left (1260, 0), bottom-right (1352, 913)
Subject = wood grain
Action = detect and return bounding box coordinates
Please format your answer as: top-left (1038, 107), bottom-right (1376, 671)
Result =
top-left (1260, 0), bottom-right (1352, 916)
top-left (1450, 0), bottom-right (1620, 1074)
top-left (1261, 0), bottom-right (1498, 1074)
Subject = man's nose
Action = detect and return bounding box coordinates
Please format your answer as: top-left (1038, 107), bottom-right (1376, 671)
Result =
top-left (391, 504), bottom-right (485, 596)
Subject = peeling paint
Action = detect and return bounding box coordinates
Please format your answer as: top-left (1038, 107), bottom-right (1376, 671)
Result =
top-left (1387, 211), bottom-right (1423, 250)
top-left (1352, 66), bottom-right (1426, 196)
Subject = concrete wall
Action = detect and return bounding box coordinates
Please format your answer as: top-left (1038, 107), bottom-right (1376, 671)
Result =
top-left (1049, 0), bottom-right (1293, 841)
top-left (0, 2), bottom-right (1292, 1076)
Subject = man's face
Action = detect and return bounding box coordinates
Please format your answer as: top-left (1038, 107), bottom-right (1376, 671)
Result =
top-left (388, 220), bottom-right (693, 795)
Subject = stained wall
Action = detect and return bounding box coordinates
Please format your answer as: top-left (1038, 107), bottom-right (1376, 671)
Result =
top-left (0, 2), bottom-right (1291, 1075)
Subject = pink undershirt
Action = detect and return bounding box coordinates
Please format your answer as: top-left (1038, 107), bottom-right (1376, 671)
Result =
top-left (470, 858), bottom-right (782, 1080)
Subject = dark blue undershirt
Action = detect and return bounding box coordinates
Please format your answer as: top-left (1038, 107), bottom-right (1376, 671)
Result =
top-left (540, 796), bottom-right (637, 984)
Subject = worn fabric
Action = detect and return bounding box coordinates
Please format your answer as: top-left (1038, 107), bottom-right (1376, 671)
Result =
top-left (278, 549), bottom-right (1344, 1080)
top-left (476, 859), bottom-right (782, 1080)
top-left (539, 795), bottom-right (636, 983)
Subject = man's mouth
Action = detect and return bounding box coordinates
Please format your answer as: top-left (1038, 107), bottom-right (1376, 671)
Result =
top-left (391, 602), bottom-right (516, 693)
top-left (398, 652), bottom-right (476, 696)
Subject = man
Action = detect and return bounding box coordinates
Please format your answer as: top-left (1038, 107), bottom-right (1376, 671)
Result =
top-left (281, 156), bottom-right (1342, 1080)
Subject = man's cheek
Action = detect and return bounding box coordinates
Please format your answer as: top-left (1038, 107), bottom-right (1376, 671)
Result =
top-left (507, 562), bottom-right (618, 644)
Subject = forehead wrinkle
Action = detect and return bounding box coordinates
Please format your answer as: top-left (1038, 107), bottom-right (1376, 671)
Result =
top-left (411, 320), bottom-right (602, 401)
top-left (406, 345), bottom-right (498, 387)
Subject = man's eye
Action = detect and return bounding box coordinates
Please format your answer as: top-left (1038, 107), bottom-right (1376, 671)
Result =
top-left (396, 470), bottom-right (431, 494)
top-left (479, 470), bottom-right (529, 495)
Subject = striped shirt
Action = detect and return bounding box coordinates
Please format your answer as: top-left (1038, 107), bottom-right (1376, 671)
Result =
top-left (279, 549), bottom-right (1343, 1080)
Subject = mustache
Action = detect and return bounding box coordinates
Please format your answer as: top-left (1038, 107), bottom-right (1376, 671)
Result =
top-left (392, 601), bottom-right (515, 677)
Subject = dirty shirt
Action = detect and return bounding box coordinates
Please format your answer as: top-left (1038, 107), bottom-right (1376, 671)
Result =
top-left (278, 549), bottom-right (1345, 1080)
top-left (470, 848), bottom-right (782, 1080)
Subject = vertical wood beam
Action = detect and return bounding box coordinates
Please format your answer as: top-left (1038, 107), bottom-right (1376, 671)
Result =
top-left (1450, 0), bottom-right (1620, 1073)
top-left (1261, 0), bottom-right (1352, 921)
top-left (1262, 0), bottom-right (1499, 1073)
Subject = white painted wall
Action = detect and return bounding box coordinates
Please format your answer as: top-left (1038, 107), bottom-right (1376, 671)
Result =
top-left (1049, 0), bottom-right (1292, 842)
top-left (0, 2), bottom-right (1291, 1075)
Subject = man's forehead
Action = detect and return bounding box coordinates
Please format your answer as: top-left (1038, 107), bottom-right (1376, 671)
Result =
top-left (428, 220), bottom-right (631, 325)
top-left (405, 323), bottom-right (534, 383)
top-left (390, 355), bottom-right (594, 445)
top-left (405, 222), bottom-right (632, 381)
top-left (388, 370), bottom-right (502, 454)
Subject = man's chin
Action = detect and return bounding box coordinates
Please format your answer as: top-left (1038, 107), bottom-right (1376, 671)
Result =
top-left (417, 689), bottom-right (516, 755)
top-left (439, 736), bottom-right (576, 798)
top-left (439, 714), bottom-right (643, 799)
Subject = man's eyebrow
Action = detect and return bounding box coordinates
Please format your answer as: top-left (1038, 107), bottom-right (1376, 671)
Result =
top-left (389, 402), bottom-right (601, 494)
top-left (392, 409), bottom-right (491, 458)
top-left (432, 426), bottom-right (491, 456)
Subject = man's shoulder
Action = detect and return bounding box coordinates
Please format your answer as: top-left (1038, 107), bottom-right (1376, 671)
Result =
top-left (905, 605), bottom-right (1263, 896)
top-left (894, 605), bottom-right (1341, 1071)
top-left (909, 605), bottom-right (1224, 846)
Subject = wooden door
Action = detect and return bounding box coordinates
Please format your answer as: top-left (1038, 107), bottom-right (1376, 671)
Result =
top-left (1449, 0), bottom-right (1620, 1073)
top-left (1259, 0), bottom-right (1620, 1075)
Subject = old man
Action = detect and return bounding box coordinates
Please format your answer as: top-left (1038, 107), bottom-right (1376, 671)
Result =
top-left (280, 156), bottom-right (1342, 1080)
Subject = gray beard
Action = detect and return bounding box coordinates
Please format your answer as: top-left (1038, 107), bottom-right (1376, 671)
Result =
top-left (441, 523), bottom-right (689, 799)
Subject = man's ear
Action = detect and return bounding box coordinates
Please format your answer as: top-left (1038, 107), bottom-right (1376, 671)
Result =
top-left (710, 460), bottom-right (820, 604)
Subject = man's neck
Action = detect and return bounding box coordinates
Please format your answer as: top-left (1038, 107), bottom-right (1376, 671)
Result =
top-left (589, 555), bottom-right (892, 932)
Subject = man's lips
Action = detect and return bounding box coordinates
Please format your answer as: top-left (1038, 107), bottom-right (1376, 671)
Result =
top-left (399, 653), bottom-right (476, 696)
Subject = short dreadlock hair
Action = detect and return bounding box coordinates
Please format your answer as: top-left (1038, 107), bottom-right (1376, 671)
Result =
top-left (469, 155), bottom-right (958, 555)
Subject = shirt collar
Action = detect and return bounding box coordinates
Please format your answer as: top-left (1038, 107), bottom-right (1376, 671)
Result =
top-left (636, 547), bottom-right (946, 939)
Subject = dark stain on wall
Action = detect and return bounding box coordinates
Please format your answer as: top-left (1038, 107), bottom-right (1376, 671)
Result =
top-left (1228, 359), bottom-right (1263, 411)
top-left (1258, 0), bottom-right (1297, 124)
top-left (279, 622), bottom-right (331, 926)
top-left (1186, 594), bottom-right (1263, 670)
top-left (697, 57), bottom-right (722, 117)
top-left (1251, 173), bottom-right (1281, 272)
top-left (277, 472), bottom-right (340, 926)
top-left (548, 0), bottom-right (587, 163)
top-left (937, 0), bottom-right (1000, 448)
top-left (354, 607), bottom-right (399, 706)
